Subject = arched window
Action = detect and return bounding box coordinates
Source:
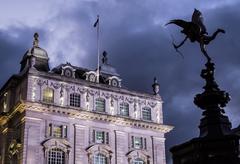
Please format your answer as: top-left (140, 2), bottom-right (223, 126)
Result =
top-left (43, 87), bottom-right (54, 103)
top-left (93, 153), bottom-right (107, 164)
top-left (133, 158), bottom-right (145, 164)
top-left (70, 93), bottom-right (81, 107)
top-left (142, 107), bottom-right (151, 121)
top-left (119, 102), bottom-right (129, 116)
top-left (95, 98), bottom-right (105, 112)
top-left (47, 148), bottom-right (65, 164)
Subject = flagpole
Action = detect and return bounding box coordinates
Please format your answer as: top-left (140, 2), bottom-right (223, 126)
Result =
top-left (97, 15), bottom-right (100, 83)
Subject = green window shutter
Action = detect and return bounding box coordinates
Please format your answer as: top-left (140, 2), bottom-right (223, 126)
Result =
top-left (106, 132), bottom-right (109, 144)
top-left (49, 123), bottom-right (52, 137)
top-left (92, 130), bottom-right (95, 143)
top-left (140, 137), bottom-right (143, 149)
top-left (131, 136), bottom-right (134, 148)
top-left (144, 138), bottom-right (147, 149)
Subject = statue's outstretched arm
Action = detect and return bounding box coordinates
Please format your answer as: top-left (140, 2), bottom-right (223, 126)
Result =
top-left (173, 36), bottom-right (188, 49)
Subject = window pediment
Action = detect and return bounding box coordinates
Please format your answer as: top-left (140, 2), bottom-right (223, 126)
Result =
top-left (42, 138), bottom-right (71, 153)
top-left (86, 144), bottom-right (113, 155)
top-left (126, 149), bottom-right (150, 163)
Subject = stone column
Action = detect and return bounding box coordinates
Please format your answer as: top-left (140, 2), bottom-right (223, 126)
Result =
top-left (22, 117), bottom-right (42, 164)
top-left (152, 137), bottom-right (166, 164)
top-left (115, 130), bottom-right (128, 164)
top-left (74, 124), bottom-right (88, 164)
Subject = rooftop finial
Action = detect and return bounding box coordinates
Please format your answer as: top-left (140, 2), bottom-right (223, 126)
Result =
top-left (33, 32), bottom-right (39, 47)
top-left (152, 77), bottom-right (160, 95)
top-left (102, 51), bottom-right (108, 64)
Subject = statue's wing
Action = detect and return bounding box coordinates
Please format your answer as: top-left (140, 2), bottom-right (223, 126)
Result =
top-left (192, 9), bottom-right (207, 34)
top-left (165, 19), bottom-right (189, 29)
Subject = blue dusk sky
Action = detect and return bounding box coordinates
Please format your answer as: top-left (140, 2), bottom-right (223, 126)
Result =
top-left (1, 1), bottom-right (240, 163)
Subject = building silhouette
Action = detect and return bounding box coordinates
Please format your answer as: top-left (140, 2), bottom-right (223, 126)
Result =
top-left (170, 61), bottom-right (240, 164)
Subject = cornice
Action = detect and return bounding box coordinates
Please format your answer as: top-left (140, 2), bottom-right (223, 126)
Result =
top-left (23, 101), bottom-right (173, 133)
top-left (0, 101), bottom-right (173, 133)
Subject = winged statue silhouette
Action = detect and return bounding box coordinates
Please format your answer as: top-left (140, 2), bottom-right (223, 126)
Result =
top-left (166, 9), bottom-right (225, 61)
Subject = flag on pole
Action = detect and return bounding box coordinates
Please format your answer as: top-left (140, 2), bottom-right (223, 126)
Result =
top-left (93, 15), bottom-right (99, 27)
top-left (94, 15), bottom-right (100, 83)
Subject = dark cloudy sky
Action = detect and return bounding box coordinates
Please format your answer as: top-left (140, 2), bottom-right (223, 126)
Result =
top-left (1, 1), bottom-right (240, 163)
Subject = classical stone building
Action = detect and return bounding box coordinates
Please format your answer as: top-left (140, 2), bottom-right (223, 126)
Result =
top-left (0, 33), bottom-right (173, 164)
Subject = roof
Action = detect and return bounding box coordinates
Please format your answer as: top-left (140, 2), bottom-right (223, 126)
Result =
top-left (51, 62), bottom-right (122, 87)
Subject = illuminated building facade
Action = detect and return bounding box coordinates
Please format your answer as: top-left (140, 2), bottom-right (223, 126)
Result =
top-left (0, 33), bottom-right (172, 164)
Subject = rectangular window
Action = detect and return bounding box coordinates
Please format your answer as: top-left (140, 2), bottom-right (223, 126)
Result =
top-left (53, 125), bottom-right (62, 138)
top-left (92, 130), bottom-right (109, 144)
top-left (43, 88), bottom-right (54, 103)
top-left (96, 131), bottom-right (104, 143)
top-left (70, 93), bottom-right (81, 107)
top-left (119, 103), bottom-right (129, 116)
top-left (142, 107), bottom-right (152, 121)
top-left (48, 124), bottom-right (67, 138)
top-left (132, 136), bottom-right (147, 149)
top-left (95, 98), bottom-right (105, 112)
top-left (47, 148), bottom-right (65, 164)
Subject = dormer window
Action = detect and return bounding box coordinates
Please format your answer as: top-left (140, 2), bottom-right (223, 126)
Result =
top-left (61, 63), bottom-right (76, 78)
top-left (89, 73), bottom-right (96, 82)
top-left (111, 78), bottom-right (119, 87)
top-left (106, 76), bottom-right (122, 87)
top-left (64, 68), bottom-right (73, 77)
top-left (84, 71), bottom-right (97, 83)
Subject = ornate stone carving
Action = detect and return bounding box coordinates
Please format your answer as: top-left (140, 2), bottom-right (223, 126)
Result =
top-left (126, 149), bottom-right (150, 164)
top-left (86, 144), bottom-right (113, 164)
top-left (50, 82), bottom-right (61, 89)
top-left (37, 79), bottom-right (48, 86)
top-left (42, 138), bottom-right (71, 156)
top-left (102, 92), bottom-right (111, 99)
top-left (125, 97), bottom-right (134, 104)
top-left (148, 101), bottom-right (157, 108)
top-left (8, 139), bottom-right (21, 158)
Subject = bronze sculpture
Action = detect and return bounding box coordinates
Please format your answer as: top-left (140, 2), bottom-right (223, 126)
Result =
top-left (166, 9), bottom-right (225, 61)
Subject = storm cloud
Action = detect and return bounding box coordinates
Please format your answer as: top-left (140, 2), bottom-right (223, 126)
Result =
top-left (1, 1), bottom-right (240, 163)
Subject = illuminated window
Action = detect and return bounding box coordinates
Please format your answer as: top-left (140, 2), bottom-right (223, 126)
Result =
top-left (142, 107), bottom-right (151, 121)
top-left (70, 93), bottom-right (81, 107)
top-left (131, 136), bottom-right (147, 149)
top-left (47, 148), bottom-right (65, 164)
top-left (53, 125), bottom-right (62, 138)
top-left (92, 130), bottom-right (109, 144)
top-left (133, 158), bottom-right (145, 164)
top-left (48, 124), bottom-right (67, 138)
top-left (43, 88), bottom-right (54, 103)
top-left (119, 102), bottom-right (129, 116)
top-left (93, 153), bottom-right (107, 164)
top-left (95, 98), bottom-right (105, 112)
top-left (3, 92), bottom-right (8, 111)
